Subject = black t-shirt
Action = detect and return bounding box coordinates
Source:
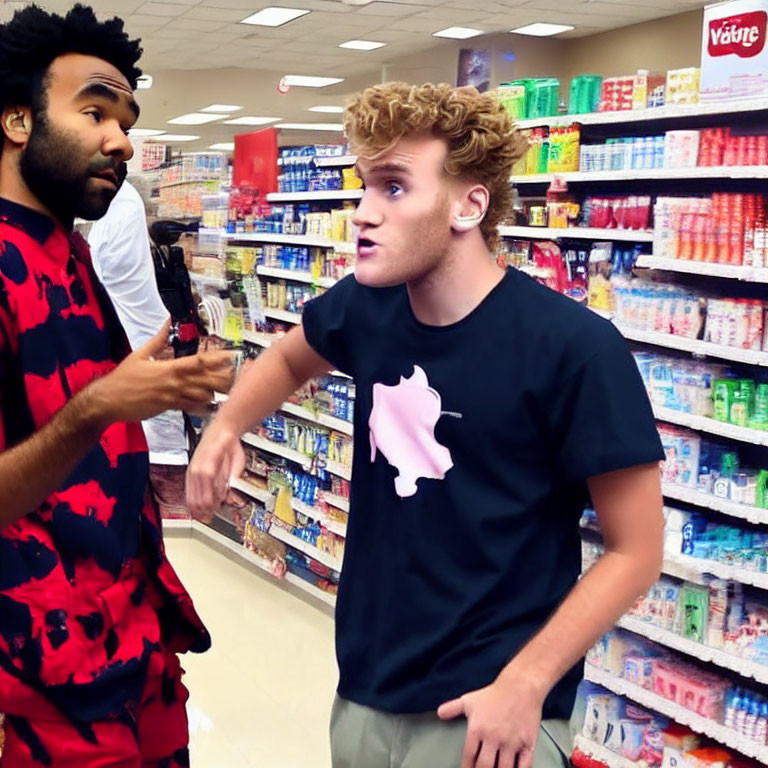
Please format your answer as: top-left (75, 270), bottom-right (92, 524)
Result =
top-left (302, 268), bottom-right (664, 717)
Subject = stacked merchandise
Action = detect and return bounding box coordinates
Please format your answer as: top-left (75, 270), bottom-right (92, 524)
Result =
top-left (634, 351), bottom-right (768, 431)
top-left (573, 682), bottom-right (765, 768)
top-left (277, 144), bottom-right (358, 194)
top-left (157, 152), bottom-right (228, 219)
top-left (654, 195), bottom-right (768, 269)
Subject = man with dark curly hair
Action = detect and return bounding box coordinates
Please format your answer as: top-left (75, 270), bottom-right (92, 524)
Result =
top-left (189, 82), bottom-right (665, 768)
top-left (0, 5), bottom-right (234, 766)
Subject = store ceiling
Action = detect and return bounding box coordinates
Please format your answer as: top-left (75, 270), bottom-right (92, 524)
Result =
top-left (6, 0), bottom-right (711, 151)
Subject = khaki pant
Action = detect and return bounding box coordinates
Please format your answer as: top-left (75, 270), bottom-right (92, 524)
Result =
top-left (330, 695), bottom-right (572, 768)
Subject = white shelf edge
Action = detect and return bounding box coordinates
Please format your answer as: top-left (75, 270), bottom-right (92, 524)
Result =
top-left (242, 330), bottom-right (274, 348)
top-left (653, 405), bottom-right (768, 446)
top-left (662, 483), bottom-right (768, 525)
top-left (616, 616), bottom-right (768, 685)
top-left (613, 323), bottom-right (768, 367)
top-left (241, 432), bottom-right (352, 481)
top-left (573, 735), bottom-right (639, 768)
top-left (191, 521), bottom-right (336, 608)
top-left (263, 307), bottom-right (302, 324)
top-left (314, 154), bottom-right (356, 167)
top-left (584, 666), bottom-right (768, 763)
top-left (499, 225), bottom-right (654, 243)
top-left (280, 401), bottom-right (354, 436)
top-left (267, 190), bottom-right (364, 203)
top-left (514, 99), bottom-right (768, 130)
top-left (322, 493), bottom-right (350, 513)
top-left (230, 477), bottom-right (272, 504)
top-left (257, 265), bottom-right (336, 289)
top-left (268, 523), bottom-right (343, 572)
top-left (189, 272), bottom-right (228, 289)
top-left (636, 256), bottom-right (768, 283)
top-left (227, 231), bottom-right (355, 253)
top-left (511, 166), bottom-right (768, 185)
top-left (665, 553), bottom-right (768, 591)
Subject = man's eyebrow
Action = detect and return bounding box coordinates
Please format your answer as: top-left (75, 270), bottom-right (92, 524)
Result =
top-left (355, 161), bottom-right (412, 177)
top-left (76, 82), bottom-right (140, 119)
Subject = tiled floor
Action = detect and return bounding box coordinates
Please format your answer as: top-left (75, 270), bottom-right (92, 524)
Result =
top-left (165, 536), bottom-right (338, 768)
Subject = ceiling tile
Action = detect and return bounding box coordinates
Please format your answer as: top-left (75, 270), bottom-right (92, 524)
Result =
top-left (353, 2), bottom-right (430, 17)
top-left (136, 2), bottom-right (189, 16)
top-left (169, 16), bottom-right (230, 30)
top-left (181, 6), bottom-right (248, 21)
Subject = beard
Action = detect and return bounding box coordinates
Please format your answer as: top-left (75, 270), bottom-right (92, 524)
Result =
top-left (19, 111), bottom-right (124, 224)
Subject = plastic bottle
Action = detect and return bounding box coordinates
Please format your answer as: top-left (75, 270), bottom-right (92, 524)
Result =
top-left (736, 692), bottom-right (751, 735)
top-left (746, 698), bottom-right (760, 741)
top-left (755, 701), bottom-right (768, 745)
top-left (725, 689), bottom-right (742, 730)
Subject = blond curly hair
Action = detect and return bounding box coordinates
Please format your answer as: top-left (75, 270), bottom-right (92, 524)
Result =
top-left (344, 82), bottom-right (527, 249)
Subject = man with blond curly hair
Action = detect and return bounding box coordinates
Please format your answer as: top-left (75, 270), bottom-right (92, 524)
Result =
top-left (188, 82), bottom-right (664, 768)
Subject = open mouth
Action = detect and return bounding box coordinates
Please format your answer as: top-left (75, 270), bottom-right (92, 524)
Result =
top-left (358, 237), bottom-right (377, 249)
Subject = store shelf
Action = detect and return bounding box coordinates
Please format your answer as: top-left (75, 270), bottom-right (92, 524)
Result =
top-left (267, 190), bottom-right (364, 203)
top-left (257, 266), bottom-right (336, 289)
top-left (510, 166), bottom-right (768, 185)
top-left (189, 272), bottom-right (228, 290)
top-left (498, 225), bottom-right (654, 243)
top-left (263, 307), bottom-right (302, 324)
top-left (662, 483), bottom-right (768, 525)
top-left (584, 666), bottom-right (768, 763)
top-left (231, 478), bottom-right (347, 538)
top-left (163, 518), bottom-right (193, 534)
top-left (192, 521), bottom-right (336, 608)
top-left (242, 330), bottom-right (274, 348)
top-left (228, 231), bottom-right (356, 254)
top-left (572, 735), bottom-right (638, 768)
top-left (653, 405), bottom-right (768, 446)
top-left (159, 178), bottom-right (223, 189)
top-left (322, 493), bottom-right (350, 513)
top-left (616, 615), bottom-right (768, 686)
top-left (268, 524), bottom-right (343, 571)
top-left (242, 432), bottom-right (311, 471)
top-left (635, 255), bottom-right (768, 283)
top-left (241, 432), bottom-right (352, 481)
top-left (280, 401), bottom-right (354, 436)
top-left (514, 99), bottom-right (768, 130)
top-left (230, 477), bottom-right (272, 505)
top-left (664, 553), bottom-right (768, 592)
top-left (314, 155), bottom-right (356, 167)
top-left (613, 323), bottom-right (768, 367)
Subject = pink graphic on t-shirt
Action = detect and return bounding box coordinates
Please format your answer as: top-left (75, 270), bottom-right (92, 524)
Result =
top-left (369, 366), bottom-right (454, 498)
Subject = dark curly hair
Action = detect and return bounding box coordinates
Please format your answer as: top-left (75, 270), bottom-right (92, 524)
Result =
top-left (0, 3), bottom-right (142, 118)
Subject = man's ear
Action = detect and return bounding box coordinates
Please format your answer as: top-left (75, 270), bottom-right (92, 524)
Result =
top-left (2, 106), bottom-right (32, 146)
top-left (451, 184), bottom-right (490, 234)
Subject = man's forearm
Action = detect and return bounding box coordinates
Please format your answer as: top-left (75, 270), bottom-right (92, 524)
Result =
top-left (0, 387), bottom-right (105, 530)
top-left (497, 549), bottom-right (660, 698)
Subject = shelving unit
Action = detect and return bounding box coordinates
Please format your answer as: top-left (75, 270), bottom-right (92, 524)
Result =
top-left (511, 166), bottom-right (768, 185)
top-left (263, 307), bottom-right (302, 324)
top-left (662, 483), bottom-right (768, 526)
top-left (514, 99), bottom-right (768, 130)
top-left (635, 255), bottom-right (768, 283)
top-left (652, 405), bottom-right (768, 447)
top-left (498, 225), bottom-right (654, 242)
top-left (189, 272), bottom-right (229, 290)
top-left (616, 615), bottom-right (768, 686)
top-left (584, 666), bottom-right (768, 763)
top-left (227, 231), bottom-right (356, 254)
top-left (572, 735), bottom-right (639, 768)
top-left (267, 190), bottom-right (364, 203)
top-left (256, 265), bottom-right (337, 289)
top-left (268, 524), bottom-right (343, 572)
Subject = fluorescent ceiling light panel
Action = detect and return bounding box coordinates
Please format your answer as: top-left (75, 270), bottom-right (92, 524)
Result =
top-left (509, 22), bottom-right (574, 36)
top-left (223, 116), bottom-right (280, 125)
top-left (308, 106), bottom-right (344, 113)
top-left (210, 142), bottom-right (235, 151)
top-left (136, 75), bottom-right (153, 90)
top-left (200, 104), bottom-right (243, 113)
top-left (277, 122), bottom-right (344, 131)
top-left (167, 112), bottom-right (223, 125)
top-left (433, 26), bottom-right (483, 39)
top-left (240, 7), bottom-right (309, 26)
top-left (339, 39), bottom-right (385, 50)
top-left (128, 128), bottom-right (166, 137)
top-left (158, 134), bottom-right (200, 142)
top-left (283, 75), bottom-right (344, 88)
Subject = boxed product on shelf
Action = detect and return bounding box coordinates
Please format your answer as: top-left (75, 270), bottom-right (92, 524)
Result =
top-left (658, 423), bottom-right (768, 507)
top-left (666, 67), bottom-right (701, 105)
top-left (598, 72), bottom-right (663, 112)
top-left (569, 74), bottom-right (603, 115)
top-left (581, 196), bottom-right (653, 230)
top-left (499, 78), bottom-right (560, 119)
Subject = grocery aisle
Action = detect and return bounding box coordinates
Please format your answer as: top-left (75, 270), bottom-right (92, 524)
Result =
top-left (165, 535), bottom-right (337, 768)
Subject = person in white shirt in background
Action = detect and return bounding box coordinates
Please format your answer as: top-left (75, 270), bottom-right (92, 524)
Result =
top-left (89, 178), bottom-right (191, 517)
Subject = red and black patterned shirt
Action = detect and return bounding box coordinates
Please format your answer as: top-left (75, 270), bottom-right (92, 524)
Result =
top-left (0, 198), bottom-right (209, 724)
